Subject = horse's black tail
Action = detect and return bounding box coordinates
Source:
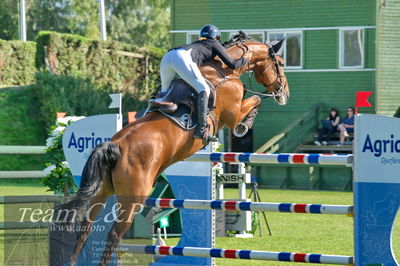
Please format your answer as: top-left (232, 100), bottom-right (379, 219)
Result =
top-left (55, 142), bottom-right (120, 223)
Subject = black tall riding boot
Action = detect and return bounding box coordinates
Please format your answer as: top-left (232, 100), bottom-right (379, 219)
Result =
top-left (194, 91), bottom-right (219, 144)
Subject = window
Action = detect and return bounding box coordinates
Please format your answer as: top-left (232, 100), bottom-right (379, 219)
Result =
top-left (186, 33), bottom-right (199, 44)
top-left (339, 29), bottom-right (364, 68)
top-left (248, 32), bottom-right (265, 43)
top-left (267, 31), bottom-right (302, 68)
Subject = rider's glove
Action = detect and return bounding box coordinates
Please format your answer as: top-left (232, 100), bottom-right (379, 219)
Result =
top-left (233, 58), bottom-right (249, 68)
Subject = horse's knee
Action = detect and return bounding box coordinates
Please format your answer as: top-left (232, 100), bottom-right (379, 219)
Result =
top-left (249, 95), bottom-right (262, 106)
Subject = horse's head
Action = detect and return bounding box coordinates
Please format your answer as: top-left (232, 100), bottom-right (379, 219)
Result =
top-left (252, 38), bottom-right (290, 105)
top-left (221, 32), bottom-right (290, 105)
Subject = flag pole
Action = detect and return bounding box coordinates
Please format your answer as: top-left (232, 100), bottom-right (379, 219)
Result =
top-left (109, 93), bottom-right (122, 118)
top-left (19, 0), bottom-right (27, 41)
top-left (99, 0), bottom-right (107, 41)
top-left (119, 94), bottom-right (122, 120)
top-left (355, 91), bottom-right (373, 115)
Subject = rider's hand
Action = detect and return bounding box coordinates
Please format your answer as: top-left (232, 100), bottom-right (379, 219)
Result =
top-left (234, 58), bottom-right (248, 68)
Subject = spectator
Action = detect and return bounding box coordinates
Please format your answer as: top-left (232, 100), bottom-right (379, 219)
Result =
top-left (337, 107), bottom-right (355, 146)
top-left (314, 108), bottom-right (340, 146)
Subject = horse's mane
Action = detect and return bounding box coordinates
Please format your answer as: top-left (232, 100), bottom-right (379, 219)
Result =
top-left (222, 31), bottom-right (256, 48)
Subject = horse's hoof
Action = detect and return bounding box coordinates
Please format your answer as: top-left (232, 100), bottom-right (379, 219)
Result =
top-left (233, 122), bottom-right (249, 137)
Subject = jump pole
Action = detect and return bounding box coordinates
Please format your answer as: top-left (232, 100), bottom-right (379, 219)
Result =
top-left (151, 142), bottom-right (218, 266)
top-left (120, 114), bottom-right (400, 265)
top-left (144, 198), bottom-right (353, 215)
top-left (184, 152), bottom-right (352, 166)
top-left (119, 244), bottom-right (354, 265)
top-left (58, 112), bottom-right (398, 265)
top-left (60, 110), bottom-right (218, 266)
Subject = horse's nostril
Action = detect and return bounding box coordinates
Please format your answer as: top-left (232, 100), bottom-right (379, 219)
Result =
top-left (275, 95), bottom-right (287, 105)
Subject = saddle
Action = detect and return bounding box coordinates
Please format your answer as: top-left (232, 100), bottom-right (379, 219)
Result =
top-left (147, 79), bottom-right (216, 130)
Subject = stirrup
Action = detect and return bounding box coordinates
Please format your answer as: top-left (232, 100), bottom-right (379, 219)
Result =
top-left (194, 127), bottom-right (219, 144)
top-left (207, 134), bottom-right (219, 142)
top-left (194, 134), bottom-right (219, 145)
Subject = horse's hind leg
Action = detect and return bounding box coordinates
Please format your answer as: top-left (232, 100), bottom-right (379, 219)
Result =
top-left (99, 170), bottom-right (155, 266)
top-left (70, 179), bottom-right (114, 266)
top-left (70, 193), bottom-right (110, 266)
top-left (98, 197), bottom-right (137, 265)
top-left (99, 195), bottom-right (151, 266)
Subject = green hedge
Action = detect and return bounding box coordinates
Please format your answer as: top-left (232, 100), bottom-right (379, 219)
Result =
top-left (36, 31), bottom-right (164, 98)
top-left (33, 72), bottom-right (113, 133)
top-left (0, 40), bottom-right (36, 85)
top-left (1, 31), bottom-right (165, 105)
top-left (0, 33), bottom-right (166, 171)
top-left (1, 32), bottom-right (166, 146)
top-left (31, 32), bottom-right (165, 131)
top-left (0, 86), bottom-right (47, 171)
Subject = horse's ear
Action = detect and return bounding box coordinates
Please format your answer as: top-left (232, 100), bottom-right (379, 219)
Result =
top-left (238, 30), bottom-right (247, 37)
top-left (271, 37), bottom-right (286, 55)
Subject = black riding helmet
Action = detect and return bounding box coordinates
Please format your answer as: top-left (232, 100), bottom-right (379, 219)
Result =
top-left (199, 24), bottom-right (221, 40)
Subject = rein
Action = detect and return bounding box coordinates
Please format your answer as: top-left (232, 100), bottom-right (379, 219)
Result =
top-left (244, 43), bottom-right (286, 99)
top-left (244, 61), bottom-right (279, 99)
top-left (208, 42), bottom-right (286, 100)
top-left (206, 62), bottom-right (241, 89)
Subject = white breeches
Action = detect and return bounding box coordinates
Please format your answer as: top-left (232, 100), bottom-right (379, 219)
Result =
top-left (160, 48), bottom-right (210, 97)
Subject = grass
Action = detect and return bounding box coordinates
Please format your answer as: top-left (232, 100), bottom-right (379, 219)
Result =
top-left (160, 189), bottom-right (355, 266)
top-left (1, 183), bottom-right (398, 265)
top-left (0, 181), bottom-right (52, 266)
top-left (0, 180), bottom-right (52, 219)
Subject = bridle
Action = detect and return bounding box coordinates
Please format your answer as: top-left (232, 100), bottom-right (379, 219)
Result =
top-left (209, 42), bottom-right (287, 102)
top-left (242, 43), bottom-right (287, 100)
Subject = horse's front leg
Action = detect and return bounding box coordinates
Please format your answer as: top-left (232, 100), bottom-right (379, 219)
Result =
top-left (230, 95), bottom-right (261, 129)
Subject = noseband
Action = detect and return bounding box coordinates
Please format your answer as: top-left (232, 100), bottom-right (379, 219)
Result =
top-left (242, 43), bottom-right (286, 101)
top-left (207, 42), bottom-right (287, 101)
top-left (265, 45), bottom-right (286, 96)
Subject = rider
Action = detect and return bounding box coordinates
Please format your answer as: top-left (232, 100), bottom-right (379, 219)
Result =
top-left (151, 24), bottom-right (248, 143)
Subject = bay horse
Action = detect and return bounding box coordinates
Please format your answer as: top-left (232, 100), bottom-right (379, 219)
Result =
top-left (66, 32), bottom-right (289, 266)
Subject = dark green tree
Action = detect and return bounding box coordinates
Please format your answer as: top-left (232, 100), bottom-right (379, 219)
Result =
top-left (0, 0), bottom-right (170, 49)
top-left (106, 0), bottom-right (170, 49)
top-left (68, 0), bottom-right (100, 38)
top-left (27, 0), bottom-right (100, 39)
top-left (0, 0), bottom-right (20, 40)
top-left (1, 0), bottom-right (102, 40)
top-left (26, 0), bottom-right (72, 40)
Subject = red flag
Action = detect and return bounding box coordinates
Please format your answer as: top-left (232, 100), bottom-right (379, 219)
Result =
top-left (128, 111), bottom-right (137, 123)
top-left (356, 91), bottom-right (373, 108)
top-left (56, 112), bottom-right (67, 119)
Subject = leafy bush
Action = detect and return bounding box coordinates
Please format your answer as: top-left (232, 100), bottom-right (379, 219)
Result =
top-left (0, 40), bottom-right (36, 85)
top-left (32, 32), bottom-right (165, 130)
top-left (0, 86), bottom-right (47, 171)
top-left (36, 31), bottom-right (164, 98)
top-left (41, 117), bottom-right (84, 195)
top-left (1, 32), bottom-right (165, 131)
top-left (33, 72), bottom-right (112, 134)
